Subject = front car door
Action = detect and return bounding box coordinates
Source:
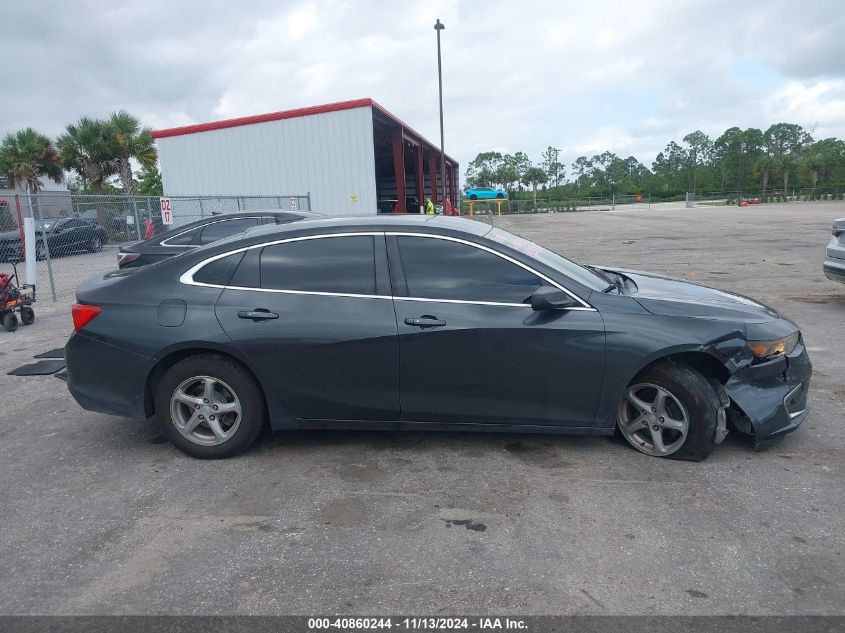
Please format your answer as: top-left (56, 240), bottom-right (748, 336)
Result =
top-left (388, 233), bottom-right (606, 428)
top-left (49, 218), bottom-right (74, 252)
top-left (212, 232), bottom-right (400, 422)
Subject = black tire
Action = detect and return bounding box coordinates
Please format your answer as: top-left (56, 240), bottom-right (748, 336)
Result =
top-left (496, 193), bottom-right (504, 199)
top-left (616, 361), bottom-right (721, 462)
top-left (2, 312), bottom-right (18, 333)
top-left (470, 194), bottom-right (478, 200)
top-left (20, 306), bottom-right (35, 325)
top-left (88, 236), bottom-right (103, 253)
top-left (35, 241), bottom-right (46, 261)
top-left (154, 354), bottom-right (266, 459)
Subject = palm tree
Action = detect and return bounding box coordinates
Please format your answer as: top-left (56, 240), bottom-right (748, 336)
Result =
top-left (106, 111), bottom-right (157, 194)
top-left (0, 128), bottom-right (63, 194)
top-left (57, 118), bottom-right (116, 192)
top-left (753, 155), bottom-right (777, 194)
top-left (521, 166), bottom-right (549, 210)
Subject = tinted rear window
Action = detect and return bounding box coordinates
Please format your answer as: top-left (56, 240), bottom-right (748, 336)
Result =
top-left (193, 252), bottom-right (245, 286)
top-left (162, 227), bottom-right (200, 246)
top-left (260, 236), bottom-right (376, 295)
top-left (198, 217), bottom-right (262, 244)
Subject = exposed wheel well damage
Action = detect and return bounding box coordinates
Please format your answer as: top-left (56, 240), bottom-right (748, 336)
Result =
top-left (143, 348), bottom-right (265, 418)
top-left (627, 351), bottom-right (733, 445)
top-left (637, 351), bottom-right (759, 439)
top-left (631, 351), bottom-right (731, 385)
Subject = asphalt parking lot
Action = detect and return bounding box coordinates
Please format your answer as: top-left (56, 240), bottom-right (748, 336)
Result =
top-left (0, 202), bottom-right (843, 615)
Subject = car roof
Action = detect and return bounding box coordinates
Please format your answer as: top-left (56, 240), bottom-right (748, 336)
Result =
top-left (150, 210), bottom-right (316, 241)
top-left (203, 214), bottom-right (494, 250)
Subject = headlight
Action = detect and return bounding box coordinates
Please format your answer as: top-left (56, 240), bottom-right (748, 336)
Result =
top-left (747, 332), bottom-right (800, 360)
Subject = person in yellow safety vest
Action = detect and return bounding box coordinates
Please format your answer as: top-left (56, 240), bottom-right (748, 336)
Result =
top-left (424, 198), bottom-right (435, 215)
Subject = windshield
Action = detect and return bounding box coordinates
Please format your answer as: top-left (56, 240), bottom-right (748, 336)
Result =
top-left (35, 219), bottom-right (61, 231)
top-left (485, 226), bottom-right (611, 292)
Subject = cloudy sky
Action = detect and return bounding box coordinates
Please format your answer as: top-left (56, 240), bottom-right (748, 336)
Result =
top-left (3, 0), bottom-right (844, 174)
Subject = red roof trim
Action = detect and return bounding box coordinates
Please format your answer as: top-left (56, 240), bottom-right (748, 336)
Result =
top-left (151, 98), bottom-right (374, 139)
top-left (151, 97), bottom-right (457, 165)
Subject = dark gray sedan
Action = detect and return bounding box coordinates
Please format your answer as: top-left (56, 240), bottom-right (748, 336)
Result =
top-left (116, 210), bottom-right (315, 268)
top-left (0, 217), bottom-right (108, 262)
top-left (66, 215), bottom-right (811, 460)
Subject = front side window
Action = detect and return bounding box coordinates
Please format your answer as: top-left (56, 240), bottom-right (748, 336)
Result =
top-left (396, 236), bottom-right (548, 304)
top-left (485, 227), bottom-right (609, 292)
top-left (198, 217), bottom-right (261, 245)
top-left (260, 236), bottom-right (376, 295)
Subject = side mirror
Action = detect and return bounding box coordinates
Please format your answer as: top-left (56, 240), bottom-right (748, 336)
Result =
top-left (529, 286), bottom-right (579, 311)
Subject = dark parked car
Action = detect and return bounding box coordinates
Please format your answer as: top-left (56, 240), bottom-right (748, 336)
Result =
top-left (377, 197), bottom-right (421, 214)
top-left (66, 215), bottom-right (811, 460)
top-left (117, 211), bottom-right (316, 268)
top-left (0, 217), bottom-right (107, 262)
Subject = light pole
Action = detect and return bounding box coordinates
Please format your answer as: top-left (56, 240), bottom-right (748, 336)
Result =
top-left (434, 18), bottom-right (447, 208)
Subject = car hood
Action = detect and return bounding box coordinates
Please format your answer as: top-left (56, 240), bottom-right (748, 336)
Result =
top-left (599, 267), bottom-right (780, 323)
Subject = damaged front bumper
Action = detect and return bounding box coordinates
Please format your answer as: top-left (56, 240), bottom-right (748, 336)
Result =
top-left (724, 342), bottom-right (812, 448)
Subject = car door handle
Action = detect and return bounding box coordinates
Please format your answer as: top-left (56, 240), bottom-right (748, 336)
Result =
top-left (404, 316), bottom-right (446, 328)
top-left (238, 310), bottom-right (279, 321)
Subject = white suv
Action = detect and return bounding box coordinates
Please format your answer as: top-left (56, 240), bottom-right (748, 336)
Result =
top-left (824, 218), bottom-right (845, 284)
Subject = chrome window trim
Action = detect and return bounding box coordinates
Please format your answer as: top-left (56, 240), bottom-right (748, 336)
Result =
top-left (160, 216), bottom-right (264, 247)
top-left (180, 231), bottom-right (596, 311)
top-left (179, 232), bottom-right (383, 290)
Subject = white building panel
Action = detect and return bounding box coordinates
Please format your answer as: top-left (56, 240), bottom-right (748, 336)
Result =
top-left (156, 105), bottom-right (377, 218)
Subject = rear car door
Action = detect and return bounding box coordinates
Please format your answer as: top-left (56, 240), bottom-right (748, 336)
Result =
top-left (213, 232), bottom-right (400, 421)
top-left (389, 233), bottom-right (606, 427)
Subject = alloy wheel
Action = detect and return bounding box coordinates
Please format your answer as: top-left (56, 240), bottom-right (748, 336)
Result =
top-left (169, 375), bottom-right (242, 446)
top-left (617, 382), bottom-right (690, 456)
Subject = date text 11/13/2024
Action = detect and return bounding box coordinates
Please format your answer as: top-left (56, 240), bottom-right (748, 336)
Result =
top-left (307, 617), bottom-right (528, 630)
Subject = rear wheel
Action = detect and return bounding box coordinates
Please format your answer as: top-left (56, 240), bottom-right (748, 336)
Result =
top-left (2, 312), bottom-right (18, 332)
top-left (20, 306), bottom-right (34, 325)
top-left (617, 361), bottom-right (722, 461)
top-left (35, 241), bottom-right (46, 261)
top-left (154, 354), bottom-right (266, 458)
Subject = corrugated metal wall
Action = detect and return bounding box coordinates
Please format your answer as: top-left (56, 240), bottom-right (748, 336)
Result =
top-left (156, 106), bottom-right (377, 217)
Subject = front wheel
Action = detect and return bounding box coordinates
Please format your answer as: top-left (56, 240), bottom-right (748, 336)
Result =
top-left (88, 236), bottom-right (103, 252)
top-left (35, 241), bottom-right (46, 261)
top-left (2, 312), bottom-right (18, 332)
top-left (154, 354), bottom-right (266, 458)
top-left (496, 193), bottom-right (504, 199)
top-left (20, 306), bottom-right (35, 325)
top-left (617, 361), bottom-right (723, 461)
top-left (470, 194), bottom-right (478, 200)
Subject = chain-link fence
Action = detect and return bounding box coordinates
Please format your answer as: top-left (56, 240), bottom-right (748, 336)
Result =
top-left (0, 192), bottom-right (311, 301)
top-left (460, 194), bottom-right (652, 215)
top-left (687, 187), bottom-right (845, 207)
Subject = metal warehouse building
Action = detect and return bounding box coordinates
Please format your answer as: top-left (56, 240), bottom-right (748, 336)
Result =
top-left (152, 98), bottom-right (459, 216)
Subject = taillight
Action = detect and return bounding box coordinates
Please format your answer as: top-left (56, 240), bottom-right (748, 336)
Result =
top-left (72, 303), bottom-right (101, 332)
top-left (833, 225), bottom-right (843, 237)
top-left (117, 251), bottom-right (141, 267)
